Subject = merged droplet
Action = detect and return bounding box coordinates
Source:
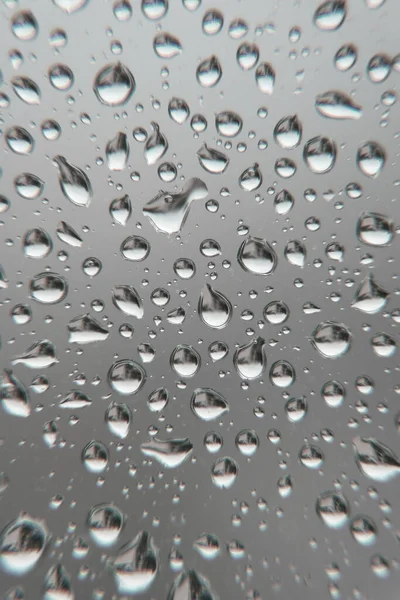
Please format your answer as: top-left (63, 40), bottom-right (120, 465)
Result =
top-left (197, 144), bottom-right (229, 174)
top-left (108, 359), bottom-right (146, 395)
top-left (191, 387), bottom-right (229, 421)
top-left (310, 321), bottom-right (351, 358)
top-left (141, 437), bottom-right (193, 467)
top-left (196, 55), bottom-right (222, 87)
top-left (238, 236), bottom-right (277, 275)
top-left (0, 515), bottom-right (48, 575)
top-left (12, 339), bottom-right (58, 369)
top-left (112, 532), bottom-right (158, 595)
top-left (54, 155), bottom-right (92, 207)
top-left (315, 91), bottom-right (362, 120)
top-left (88, 504), bottom-right (123, 546)
top-left (198, 284), bottom-right (232, 329)
top-left (93, 62), bottom-right (135, 106)
top-left (233, 337), bottom-right (266, 379)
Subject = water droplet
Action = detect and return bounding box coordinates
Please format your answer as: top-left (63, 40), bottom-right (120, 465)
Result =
top-left (106, 132), bottom-right (129, 171)
top-left (59, 390), bottom-right (92, 409)
top-left (238, 236), bottom-right (277, 275)
top-left (106, 402), bottom-right (131, 438)
top-left (142, 0), bottom-right (167, 19)
top-left (110, 194), bottom-right (132, 225)
top-left (202, 9), bottom-right (223, 35)
top-left (200, 239), bottom-right (221, 257)
top-left (237, 43), bottom-right (259, 71)
top-left (196, 55), bottom-right (222, 87)
top-left (23, 228), bottom-right (52, 259)
top-left (12, 339), bottom-right (58, 369)
top-left (14, 173), bottom-right (43, 199)
top-left (264, 300), bottom-right (289, 324)
top-left (68, 314), bottom-right (109, 344)
top-left (173, 258), bottom-right (196, 279)
top-left (314, 0), bottom-right (346, 31)
top-left (193, 534), bottom-right (220, 559)
top-left (144, 122), bottom-right (168, 165)
top-left (316, 491), bottom-right (349, 528)
top-left (0, 370), bottom-right (31, 418)
top-left (43, 421), bottom-right (58, 447)
top-left (82, 256), bottom-right (102, 277)
top-left (285, 396), bottom-right (307, 422)
top-left (356, 212), bottom-right (393, 246)
top-left (191, 387), bottom-right (229, 421)
top-left (350, 515), bottom-right (377, 545)
top-left (93, 62), bottom-right (135, 106)
top-left (171, 345), bottom-right (200, 377)
top-left (208, 341), bottom-right (229, 362)
top-left (334, 43), bottom-right (357, 71)
top-left (367, 53), bottom-right (391, 83)
top-left (41, 119), bottom-right (61, 141)
top-left (108, 359), bottom-right (146, 394)
top-left (197, 144), bottom-right (229, 174)
top-left (198, 284), bottom-right (232, 328)
top-left (235, 430), bottom-right (259, 456)
top-left (233, 337), bottom-right (266, 379)
top-left (82, 440), bottom-right (109, 473)
top-left (6, 126), bottom-right (34, 155)
top-left (114, 0), bottom-right (132, 21)
top-left (168, 569), bottom-right (216, 600)
top-left (44, 564), bottom-right (74, 600)
top-left (153, 33), bottom-right (182, 58)
top-left (168, 97), bottom-right (190, 124)
top-left (316, 91), bottom-right (362, 119)
top-left (284, 240), bottom-right (306, 267)
top-left (0, 515), bottom-right (48, 575)
top-left (326, 242), bottom-right (344, 262)
top-left (310, 321), bottom-right (351, 358)
top-left (356, 142), bottom-right (385, 178)
top-left (49, 64), bottom-right (74, 91)
top-left (215, 111), bottom-right (242, 137)
top-left (303, 136), bottom-right (336, 173)
top-left (239, 163), bottom-right (262, 191)
top-left (12, 76), bottom-right (41, 104)
top-left (299, 444), bottom-right (324, 469)
top-left (353, 436), bottom-right (400, 481)
top-left (54, 155), bottom-right (92, 207)
top-left (278, 474), bottom-right (293, 498)
top-left (30, 272), bottom-right (68, 304)
top-left (270, 360), bottom-right (295, 388)
top-left (229, 18), bottom-right (248, 39)
top-left (53, 0), bottom-right (89, 13)
top-left (88, 504), bottom-right (123, 546)
top-left (274, 189), bottom-right (294, 215)
top-left (255, 62), bottom-right (275, 95)
top-left (274, 115), bottom-right (302, 149)
top-left (112, 285), bottom-right (143, 318)
top-left (352, 275), bottom-right (389, 313)
top-left (56, 221), bottom-right (83, 247)
top-left (11, 10), bottom-right (38, 41)
top-left (11, 304), bottom-right (32, 325)
top-left (148, 387), bottom-right (168, 412)
top-left (322, 380), bottom-right (345, 407)
top-left (121, 235), bottom-right (150, 261)
top-left (371, 332), bottom-right (396, 357)
top-left (211, 457), bottom-right (238, 489)
top-left (112, 532), bottom-right (158, 595)
top-left (141, 437), bottom-right (193, 467)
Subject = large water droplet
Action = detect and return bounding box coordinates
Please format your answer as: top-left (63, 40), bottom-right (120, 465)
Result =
top-left (356, 212), bottom-right (393, 246)
top-left (93, 62), bottom-right (135, 106)
top-left (11, 10), bottom-right (38, 41)
top-left (12, 339), bottom-right (58, 369)
top-left (233, 337), bottom-right (266, 379)
top-left (0, 370), bottom-right (31, 418)
top-left (238, 236), bottom-right (277, 275)
top-left (168, 97), bottom-right (190, 124)
top-left (141, 437), bottom-right (193, 467)
top-left (59, 390), bottom-right (92, 409)
top-left (112, 532), bottom-right (158, 595)
top-left (108, 359), bottom-right (146, 395)
top-left (270, 360), bottom-right (295, 388)
top-left (30, 272), bottom-right (68, 304)
top-left (316, 91), bottom-right (362, 119)
top-left (303, 136), bottom-right (336, 173)
top-left (314, 0), bottom-right (346, 30)
top-left (235, 430), bottom-right (259, 456)
top-left (88, 504), bottom-right (123, 546)
top-left (197, 143), bottom-right (229, 174)
top-left (0, 515), bottom-right (48, 575)
top-left (167, 570), bottom-right (217, 600)
top-left (56, 221), bottom-right (83, 247)
top-left (6, 126), bottom-right (34, 155)
top-left (353, 436), bottom-right (400, 482)
top-left (274, 189), bottom-right (294, 215)
top-left (198, 284), bottom-right (232, 329)
top-left (48, 64), bottom-right (74, 91)
top-left (144, 122), bottom-right (168, 165)
top-left (191, 387), bottom-right (229, 421)
top-left (153, 33), bottom-right (182, 58)
top-left (54, 156), bottom-right (92, 207)
top-left (14, 173), bottom-right (43, 199)
top-left (106, 132), bottom-right (129, 171)
top-left (202, 9), bottom-right (223, 35)
top-left (367, 53), bottom-right (391, 83)
top-left (23, 228), bottom-right (52, 259)
top-left (215, 111), bottom-right (242, 137)
top-left (264, 300), bottom-right (289, 324)
top-left (196, 55), bottom-right (222, 87)
top-left (285, 396), bottom-right (307, 422)
top-left (68, 314), bottom-right (109, 344)
top-left (310, 321), bottom-right (351, 358)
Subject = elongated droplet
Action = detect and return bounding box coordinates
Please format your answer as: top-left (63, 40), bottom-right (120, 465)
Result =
top-left (44, 564), bottom-right (74, 600)
top-left (316, 91), bottom-right (362, 119)
top-left (353, 436), bottom-right (400, 482)
top-left (352, 275), bottom-right (389, 313)
top-left (198, 283), bottom-right (232, 328)
top-left (12, 340), bottom-right (58, 369)
top-left (239, 163), bottom-right (262, 191)
top-left (110, 194), bottom-right (131, 226)
top-left (82, 440), bottom-right (108, 473)
top-left (284, 239), bottom-right (306, 267)
top-left (68, 314), bottom-right (109, 344)
top-left (93, 62), bottom-right (135, 106)
top-left (303, 136), bottom-right (336, 173)
top-left (108, 359), bottom-right (146, 395)
top-left (314, 0), bottom-right (346, 31)
top-left (106, 402), bottom-right (132, 438)
top-left (30, 272), bottom-right (68, 304)
top-left (12, 76), bottom-right (41, 104)
top-left (141, 437), bottom-right (193, 467)
top-left (88, 504), bottom-right (123, 546)
top-left (191, 387), bottom-right (229, 421)
top-left (167, 570), bottom-right (217, 600)
top-left (112, 285), bottom-right (143, 318)
top-left (0, 370), bottom-right (31, 418)
top-left (357, 212), bottom-right (393, 246)
top-left (153, 33), bottom-right (182, 58)
top-left (54, 155), bottom-right (92, 207)
top-left (106, 132), bottom-right (129, 171)
top-left (197, 144), bottom-right (229, 174)
top-left (113, 532), bottom-right (158, 595)
top-left (196, 55), bottom-right (222, 87)
top-left (143, 178), bottom-right (208, 234)
top-left (0, 515), bottom-right (48, 575)
top-left (144, 122), bottom-right (168, 165)
top-left (274, 115), bottom-right (302, 149)
top-left (255, 62), bottom-right (275, 95)
top-left (310, 321), bottom-right (351, 358)
top-left (59, 390), bottom-right (91, 409)
top-left (356, 141), bottom-right (385, 177)
top-left (238, 236), bottom-right (277, 275)
top-left (234, 337), bottom-right (266, 379)
top-left (56, 221), bottom-right (83, 247)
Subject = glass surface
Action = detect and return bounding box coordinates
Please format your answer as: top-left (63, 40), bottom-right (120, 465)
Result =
top-left (0, 0), bottom-right (399, 598)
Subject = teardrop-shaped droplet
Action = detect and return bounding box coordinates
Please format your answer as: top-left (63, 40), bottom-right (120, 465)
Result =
top-left (12, 76), bottom-right (41, 104)
top-left (371, 332), bottom-right (396, 357)
top-left (121, 236), bottom-right (150, 261)
top-left (316, 91), bottom-right (362, 120)
top-left (43, 564), bottom-right (74, 600)
top-left (274, 115), bottom-right (302, 149)
top-left (234, 337), bottom-right (266, 379)
top-left (148, 387), bottom-right (169, 412)
top-left (274, 189), bottom-right (294, 215)
top-left (108, 359), bottom-right (146, 395)
top-left (215, 111), bottom-right (242, 137)
top-left (198, 284), bottom-right (232, 328)
top-left (93, 62), bottom-right (135, 106)
top-left (110, 194), bottom-right (131, 226)
top-left (316, 491), bottom-right (349, 529)
top-left (196, 55), bottom-right (222, 87)
top-left (23, 228), bottom-right (52, 259)
top-left (236, 43), bottom-right (259, 70)
top-left (12, 339), bottom-right (58, 369)
top-left (303, 136), bottom-right (336, 173)
top-left (284, 239), bottom-right (306, 267)
top-left (238, 163), bottom-right (262, 191)
top-left (238, 236), bottom-right (277, 275)
top-left (168, 97), bottom-right (190, 124)
top-left (314, 0), bottom-right (346, 31)
top-left (310, 321), bottom-right (351, 358)
top-left (106, 132), bottom-right (129, 171)
top-left (334, 43), bottom-right (357, 71)
top-left (0, 515), bottom-right (48, 575)
top-left (11, 10), bottom-right (38, 41)
top-left (6, 126), bottom-right (34, 155)
top-left (53, 0), bottom-right (89, 13)
top-left (56, 221), bottom-right (83, 247)
top-left (356, 212), bottom-right (393, 246)
top-left (211, 457), bottom-right (238, 489)
top-left (113, 532), bottom-right (158, 595)
top-left (14, 173), bottom-right (43, 199)
top-left (367, 53), bottom-right (391, 83)
top-left (112, 285), bottom-right (143, 318)
top-left (153, 33), bottom-right (182, 58)
top-left (88, 504), bottom-right (123, 546)
top-left (353, 436), bottom-right (400, 482)
top-left (30, 272), bottom-right (68, 304)
top-left (170, 345), bottom-right (200, 377)
top-left (197, 143), bottom-right (229, 174)
top-left (191, 387), bottom-right (229, 421)
top-left (255, 62), bottom-right (275, 95)
top-left (352, 275), bottom-right (389, 313)
top-left (68, 314), bottom-right (110, 344)
top-left (43, 420), bottom-right (58, 447)
top-left (141, 437), bottom-right (193, 467)
top-left (82, 440), bottom-right (108, 473)
top-left (142, 0), bottom-right (168, 19)
top-left (59, 390), bottom-right (92, 409)
top-left (54, 155), bottom-right (92, 207)
top-left (106, 402), bottom-right (132, 438)
top-left (143, 178), bottom-right (208, 234)
top-left (0, 370), bottom-right (31, 418)
top-left (356, 141), bottom-right (385, 177)
top-left (167, 570), bottom-right (217, 600)
top-left (144, 122), bottom-right (168, 165)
